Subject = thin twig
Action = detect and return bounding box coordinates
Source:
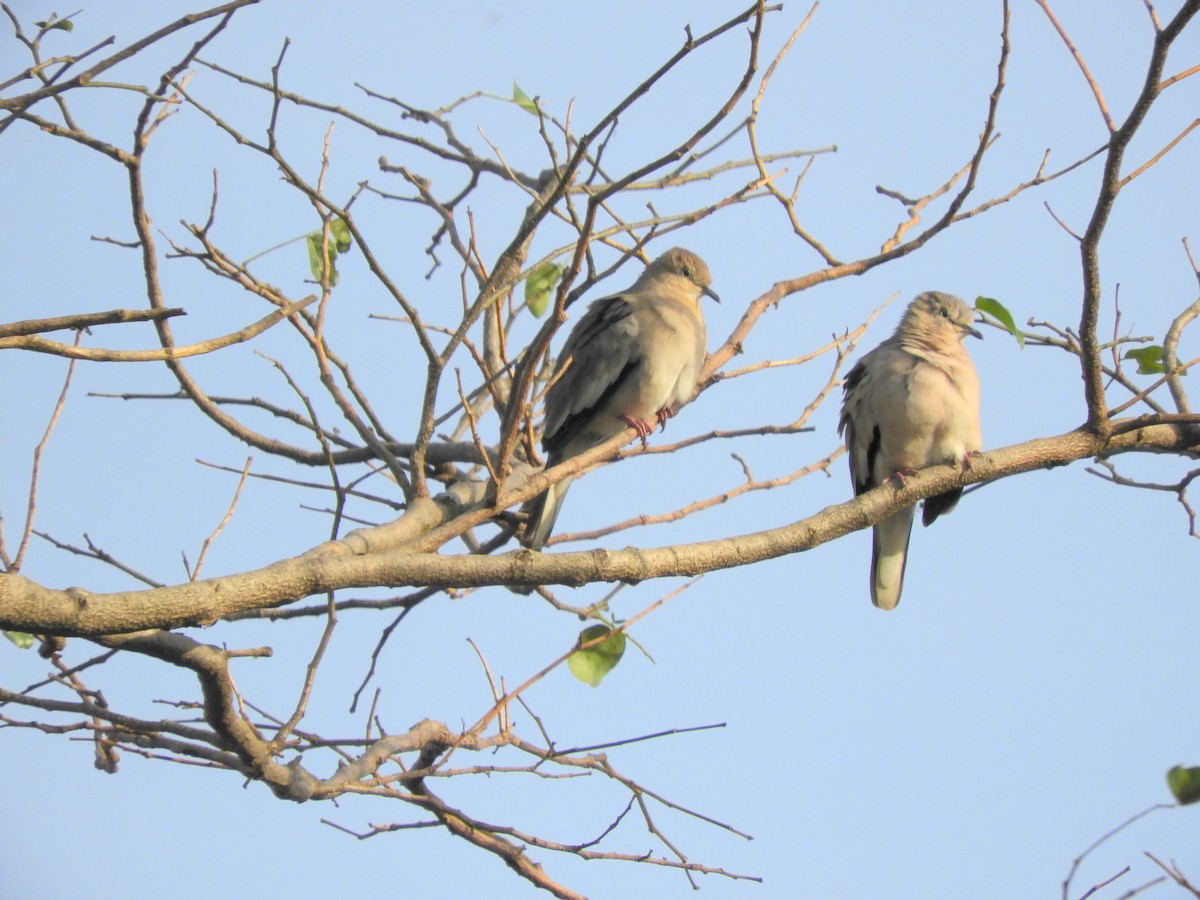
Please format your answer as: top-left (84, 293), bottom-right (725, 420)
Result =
top-left (12, 333), bottom-right (79, 570)
top-left (187, 456), bottom-right (252, 581)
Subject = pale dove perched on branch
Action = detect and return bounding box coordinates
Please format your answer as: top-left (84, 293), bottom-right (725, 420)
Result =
top-left (839, 291), bottom-right (983, 610)
top-left (520, 247), bottom-right (718, 550)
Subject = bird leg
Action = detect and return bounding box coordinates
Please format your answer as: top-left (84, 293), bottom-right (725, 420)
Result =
top-left (655, 406), bottom-right (676, 432)
top-left (885, 467), bottom-right (918, 489)
top-left (619, 414), bottom-right (656, 447)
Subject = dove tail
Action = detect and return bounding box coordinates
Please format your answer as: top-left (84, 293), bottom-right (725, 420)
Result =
top-left (870, 507), bottom-right (915, 610)
top-left (521, 476), bottom-right (574, 550)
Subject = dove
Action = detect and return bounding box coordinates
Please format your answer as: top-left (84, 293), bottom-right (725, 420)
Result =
top-left (839, 291), bottom-right (982, 609)
top-left (521, 247), bottom-right (718, 549)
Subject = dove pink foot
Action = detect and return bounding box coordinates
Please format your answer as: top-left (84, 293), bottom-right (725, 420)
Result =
top-left (619, 414), bottom-right (656, 447)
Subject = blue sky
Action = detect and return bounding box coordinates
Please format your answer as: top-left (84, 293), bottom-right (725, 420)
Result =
top-left (3, 2), bottom-right (1198, 898)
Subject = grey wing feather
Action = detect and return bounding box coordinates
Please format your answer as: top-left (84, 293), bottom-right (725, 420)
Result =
top-left (922, 487), bottom-right (962, 526)
top-left (525, 293), bottom-right (641, 550)
top-left (543, 293), bottom-right (641, 457)
top-left (839, 357), bottom-right (880, 496)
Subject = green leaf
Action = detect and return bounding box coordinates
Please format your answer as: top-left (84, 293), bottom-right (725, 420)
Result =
top-left (306, 217), bottom-right (352, 286)
top-left (4, 630), bottom-right (34, 650)
top-left (306, 233), bottom-right (335, 286)
top-left (567, 624), bottom-right (626, 687)
top-left (512, 82), bottom-right (539, 115)
top-left (524, 262), bottom-right (562, 317)
top-left (1124, 345), bottom-right (1167, 375)
top-left (35, 15), bottom-right (73, 32)
top-left (975, 296), bottom-right (1024, 348)
top-left (329, 215), bottom-right (352, 253)
top-left (1167, 765), bottom-right (1200, 805)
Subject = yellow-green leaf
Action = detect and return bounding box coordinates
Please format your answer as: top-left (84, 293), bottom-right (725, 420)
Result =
top-left (4, 631), bottom-right (34, 650)
top-left (512, 82), bottom-right (539, 115)
top-left (975, 296), bottom-right (1024, 348)
top-left (35, 16), bottom-right (73, 32)
top-left (306, 217), bottom-right (352, 286)
top-left (329, 216), bottom-right (352, 253)
top-left (524, 262), bottom-right (563, 317)
top-left (1168, 765), bottom-right (1200, 804)
top-left (1124, 345), bottom-right (1167, 375)
top-left (567, 624), bottom-right (626, 687)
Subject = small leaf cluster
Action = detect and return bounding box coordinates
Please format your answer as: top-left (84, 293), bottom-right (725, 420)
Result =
top-left (307, 217), bottom-right (353, 287)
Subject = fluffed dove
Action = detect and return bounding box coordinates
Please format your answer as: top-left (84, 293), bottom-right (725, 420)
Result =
top-left (838, 291), bottom-right (983, 610)
top-left (520, 247), bottom-right (718, 550)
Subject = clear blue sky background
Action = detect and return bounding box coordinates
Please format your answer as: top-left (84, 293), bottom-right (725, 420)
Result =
top-left (3, 2), bottom-right (1198, 898)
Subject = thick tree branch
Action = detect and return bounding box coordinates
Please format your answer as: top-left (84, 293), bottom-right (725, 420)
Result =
top-left (4, 419), bottom-right (1196, 637)
top-left (1075, 0), bottom-right (1200, 430)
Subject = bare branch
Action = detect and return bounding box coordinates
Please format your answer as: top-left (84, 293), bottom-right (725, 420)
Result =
top-left (0, 1), bottom-right (261, 114)
top-left (0, 307), bottom-right (184, 338)
top-left (10, 334), bottom-right (79, 571)
top-left (0, 297), bottom-right (312, 360)
top-left (1033, 0), bottom-right (1116, 131)
top-left (1076, 0), bottom-right (1200, 430)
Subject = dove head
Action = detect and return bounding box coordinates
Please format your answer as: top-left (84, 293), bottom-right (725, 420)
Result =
top-left (641, 247), bottom-right (720, 304)
top-left (897, 291), bottom-right (982, 347)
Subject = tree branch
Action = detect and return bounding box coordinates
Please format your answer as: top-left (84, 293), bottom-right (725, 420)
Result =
top-left (4, 419), bottom-right (1197, 636)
